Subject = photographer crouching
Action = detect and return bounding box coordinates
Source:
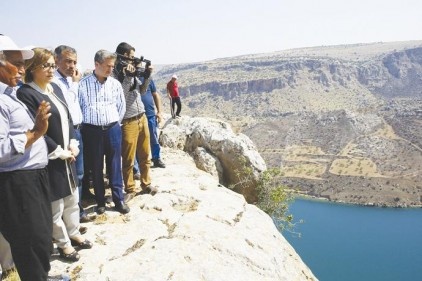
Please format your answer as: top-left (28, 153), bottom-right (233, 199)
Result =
top-left (113, 42), bottom-right (157, 201)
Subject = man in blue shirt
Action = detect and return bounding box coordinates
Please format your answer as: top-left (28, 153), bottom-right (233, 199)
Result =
top-left (141, 78), bottom-right (166, 168)
top-left (0, 35), bottom-right (69, 281)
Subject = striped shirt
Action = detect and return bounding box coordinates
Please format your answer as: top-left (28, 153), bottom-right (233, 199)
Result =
top-left (0, 82), bottom-right (48, 171)
top-left (53, 70), bottom-right (83, 125)
top-left (120, 76), bottom-right (146, 119)
top-left (78, 72), bottom-right (126, 126)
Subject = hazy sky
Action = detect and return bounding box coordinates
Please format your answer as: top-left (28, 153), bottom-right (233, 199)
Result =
top-left (2, 0), bottom-right (422, 70)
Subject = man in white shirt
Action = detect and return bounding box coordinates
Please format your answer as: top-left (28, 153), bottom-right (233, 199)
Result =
top-left (53, 45), bottom-right (95, 224)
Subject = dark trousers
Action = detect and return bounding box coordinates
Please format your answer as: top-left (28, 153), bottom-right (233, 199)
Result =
top-left (82, 123), bottom-right (124, 207)
top-left (0, 169), bottom-right (52, 281)
top-left (171, 96), bottom-right (182, 116)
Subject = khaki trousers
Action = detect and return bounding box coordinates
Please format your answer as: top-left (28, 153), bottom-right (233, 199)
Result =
top-left (121, 114), bottom-right (151, 192)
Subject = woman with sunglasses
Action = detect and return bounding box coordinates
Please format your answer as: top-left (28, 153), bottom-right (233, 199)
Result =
top-left (17, 48), bottom-right (92, 262)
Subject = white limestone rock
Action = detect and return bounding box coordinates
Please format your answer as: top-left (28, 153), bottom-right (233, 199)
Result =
top-left (160, 115), bottom-right (267, 202)
top-left (50, 149), bottom-right (317, 281)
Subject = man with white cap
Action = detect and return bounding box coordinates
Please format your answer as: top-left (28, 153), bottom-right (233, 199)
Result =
top-left (167, 74), bottom-right (182, 118)
top-left (0, 35), bottom-right (69, 281)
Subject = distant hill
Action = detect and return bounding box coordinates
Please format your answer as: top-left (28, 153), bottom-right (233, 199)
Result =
top-left (154, 41), bottom-right (422, 207)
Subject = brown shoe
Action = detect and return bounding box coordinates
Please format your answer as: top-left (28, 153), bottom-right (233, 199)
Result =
top-left (79, 226), bottom-right (88, 235)
top-left (139, 185), bottom-right (158, 196)
top-left (80, 214), bottom-right (96, 223)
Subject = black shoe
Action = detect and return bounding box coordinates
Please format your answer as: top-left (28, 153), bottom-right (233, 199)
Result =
top-left (82, 191), bottom-right (96, 200)
top-left (71, 238), bottom-right (93, 249)
top-left (47, 274), bottom-right (71, 281)
top-left (114, 202), bottom-right (130, 214)
top-left (153, 158), bottom-right (166, 168)
top-left (96, 206), bottom-right (106, 214)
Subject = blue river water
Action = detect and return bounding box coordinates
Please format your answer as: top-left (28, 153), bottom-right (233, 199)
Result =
top-left (283, 198), bottom-right (422, 281)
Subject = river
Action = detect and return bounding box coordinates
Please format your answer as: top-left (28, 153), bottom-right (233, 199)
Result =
top-left (283, 198), bottom-right (422, 281)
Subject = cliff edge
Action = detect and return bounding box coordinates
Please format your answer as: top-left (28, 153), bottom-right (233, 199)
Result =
top-left (49, 147), bottom-right (316, 280)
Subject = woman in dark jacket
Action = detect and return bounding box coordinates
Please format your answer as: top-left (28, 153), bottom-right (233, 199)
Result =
top-left (17, 48), bottom-right (92, 262)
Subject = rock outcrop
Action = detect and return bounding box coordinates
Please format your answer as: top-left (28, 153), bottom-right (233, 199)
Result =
top-left (160, 116), bottom-right (267, 203)
top-left (50, 149), bottom-right (317, 281)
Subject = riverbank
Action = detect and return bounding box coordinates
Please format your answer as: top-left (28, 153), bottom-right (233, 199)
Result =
top-left (290, 191), bottom-right (422, 209)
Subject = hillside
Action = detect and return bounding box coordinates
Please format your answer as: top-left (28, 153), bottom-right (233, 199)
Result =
top-left (153, 41), bottom-right (422, 207)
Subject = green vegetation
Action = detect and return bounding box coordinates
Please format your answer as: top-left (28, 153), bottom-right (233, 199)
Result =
top-left (255, 168), bottom-right (295, 232)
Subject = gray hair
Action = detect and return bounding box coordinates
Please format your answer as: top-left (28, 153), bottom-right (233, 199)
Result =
top-left (94, 50), bottom-right (116, 63)
top-left (54, 45), bottom-right (77, 57)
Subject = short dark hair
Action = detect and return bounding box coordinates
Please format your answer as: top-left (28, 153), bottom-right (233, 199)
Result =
top-left (94, 50), bottom-right (116, 63)
top-left (54, 45), bottom-right (77, 58)
top-left (115, 42), bottom-right (135, 56)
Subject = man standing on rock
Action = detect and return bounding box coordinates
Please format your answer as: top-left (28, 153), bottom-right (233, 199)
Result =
top-left (0, 35), bottom-right (69, 281)
top-left (53, 45), bottom-right (96, 224)
top-left (113, 42), bottom-right (157, 201)
top-left (79, 50), bottom-right (129, 215)
top-left (141, 77), bottom-right (166, 168)
top-left (167, 74), bottom-right (181, 118)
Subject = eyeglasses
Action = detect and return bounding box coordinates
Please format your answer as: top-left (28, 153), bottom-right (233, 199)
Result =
top-left (40, 63), bottom-right (56, 70)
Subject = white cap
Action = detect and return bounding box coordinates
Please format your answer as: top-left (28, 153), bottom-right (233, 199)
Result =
top-left (0, 35), bottom-right (34, 60)
top-left (172, 74), bottom-right (177, 79)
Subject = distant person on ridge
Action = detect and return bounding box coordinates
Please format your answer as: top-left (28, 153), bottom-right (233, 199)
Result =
top-left (167, 74), bottom-right (181, 118)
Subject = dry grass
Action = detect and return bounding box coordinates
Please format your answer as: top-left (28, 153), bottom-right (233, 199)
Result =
top-left (2, 268), bottom-right (20, 281)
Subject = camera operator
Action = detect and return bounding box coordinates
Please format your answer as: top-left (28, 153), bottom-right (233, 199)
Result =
top-left (113, 42), bottom-right (157, 201)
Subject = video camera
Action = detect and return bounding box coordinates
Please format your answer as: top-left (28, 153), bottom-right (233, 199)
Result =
top-left (115, 53), bottom-right (152, 80)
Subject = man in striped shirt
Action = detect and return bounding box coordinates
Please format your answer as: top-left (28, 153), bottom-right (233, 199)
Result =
top-left (78, 50), bottom-right (129, 215)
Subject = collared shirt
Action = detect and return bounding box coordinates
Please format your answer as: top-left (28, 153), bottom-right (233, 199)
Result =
top-left (141, 79), bottom-right (157, 117)
top-left (53, 70), bottom-right (83, 125)
top-left (120, 76), bottom-right (146, 119)
top-left (0, 82), bottom-right (48, 171)
top-left (78, 72), bottom-right (126, 126)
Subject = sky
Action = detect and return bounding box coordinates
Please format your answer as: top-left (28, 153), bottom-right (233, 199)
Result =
top-left (2, 0), bottom-right (422, 71)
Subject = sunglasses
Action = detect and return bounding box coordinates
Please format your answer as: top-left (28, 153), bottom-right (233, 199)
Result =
top-left (40, 63), bottom-right (56, 70)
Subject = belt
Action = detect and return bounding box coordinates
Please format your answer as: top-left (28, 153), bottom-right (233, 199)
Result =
top-left (123, 112), bottom-right (144, 123)
top-left (74, 124), bottom-right (82, 130)
top-left (82, 122), bottom-right (118, 130)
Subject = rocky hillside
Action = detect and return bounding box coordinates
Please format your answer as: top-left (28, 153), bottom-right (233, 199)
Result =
top-left (153, 41), bottom-right (422, 207)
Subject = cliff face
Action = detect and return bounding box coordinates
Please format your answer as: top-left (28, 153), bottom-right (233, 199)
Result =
top-left (49, 147), bottom-right (317, 281)
top-left (155, 42), bottom-right (422, 104)
top-left (153, 41), bottom-right (422, 207)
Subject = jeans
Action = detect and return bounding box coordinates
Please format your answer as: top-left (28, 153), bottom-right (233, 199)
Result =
top-left (147, 115), bottom-right (161, 160)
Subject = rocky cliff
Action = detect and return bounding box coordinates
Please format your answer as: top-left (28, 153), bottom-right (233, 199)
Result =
top-left (49, 145), bottom-right (316, 281)
top-left (153, 41), bottom-right (422, 207)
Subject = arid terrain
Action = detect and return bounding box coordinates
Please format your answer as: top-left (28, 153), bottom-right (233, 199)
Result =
top-left (153, 41), bottom-right (422, 207)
